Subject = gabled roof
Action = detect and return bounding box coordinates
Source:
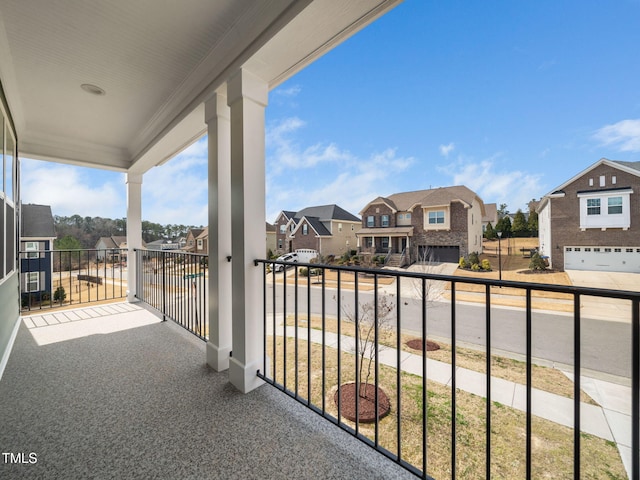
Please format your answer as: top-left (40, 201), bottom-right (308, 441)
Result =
top-left (196, 227), bottom-right (208, 240)
top-left (266, 222), bottom-right (276, 232)
top-left (21, 204), bottom-right (56, 238)
top-left (279, 211), bottom-right (297, 222)
top-left (361, 185), bottom-right (485, 215)
top-left (482, 203), bottom-right (497, 223)
top-left (187, 228), bottom-right (205, 239)
top-left (294, 204), bottom-right (360, 222)
top-left (292, 216), bottom-right (331, 237)
top-left (96, 236), bottom-right (127, 249)
top-left (543, 158), bottom-right (640, 197)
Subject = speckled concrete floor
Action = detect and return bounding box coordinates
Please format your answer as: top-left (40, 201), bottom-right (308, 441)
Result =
top-left (0, 309), bottom-right (415, 480)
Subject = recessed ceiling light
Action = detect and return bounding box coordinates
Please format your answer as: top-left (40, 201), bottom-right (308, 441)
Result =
top-left (81, 83), bottom-right (106, 96)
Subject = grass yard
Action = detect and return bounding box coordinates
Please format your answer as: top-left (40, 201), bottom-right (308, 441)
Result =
top-left (267, 335), bottom-right (626, 479)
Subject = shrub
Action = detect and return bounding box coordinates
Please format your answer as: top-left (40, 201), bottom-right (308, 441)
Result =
top-left (53, 286), bottom-right (66, 303)
top-left (459, 257), bottom-right (468, 269)
top-left (468, 251), bottom-right (480, 266)
top-left (481, 259), bottom-right (492, 271)
top-left (471, 263), bottom-right (480, 271)
top-left (299, 267), bottom-right (309, 276)
top-left (529, 252), bottom-right (547, 271)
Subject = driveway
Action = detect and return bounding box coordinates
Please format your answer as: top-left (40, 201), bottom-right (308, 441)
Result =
top-left (566, 270), bottom-right (640, 291)
top-left (566, 270), bottom-right (640, 323)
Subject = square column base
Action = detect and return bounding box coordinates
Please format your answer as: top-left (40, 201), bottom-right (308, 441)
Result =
top-left (206, 342), bottom-right (231, 372)
top-left (229, 356), bottom-right (266, 393)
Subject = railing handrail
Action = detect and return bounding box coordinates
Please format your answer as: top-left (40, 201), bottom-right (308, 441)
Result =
top-left (255, 258), bottom-right (640, 300)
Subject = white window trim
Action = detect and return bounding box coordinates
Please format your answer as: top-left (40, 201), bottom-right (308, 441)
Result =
top-left (577, 189), bottom-right (632, 230)
top-left (26, 272), bottom-right (40, 292)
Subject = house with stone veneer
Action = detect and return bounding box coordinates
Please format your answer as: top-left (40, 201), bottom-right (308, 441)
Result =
top-left (537, 158), bottom-right (640, 272)
top-left (357, 186), bottom-right (485, 266)
top-left (274, 204), bottom-right (361, 257)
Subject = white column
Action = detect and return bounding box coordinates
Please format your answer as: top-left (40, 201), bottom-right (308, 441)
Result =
top-left (126, 173), bottom-right (143, 302)
top-left (227, 69), bottom-right (268, 393)
top-left (204, 90), bottom-right (232, 372)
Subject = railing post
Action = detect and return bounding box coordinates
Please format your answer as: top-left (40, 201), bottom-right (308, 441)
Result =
top-left (161, 251), bottom-right (167, 321)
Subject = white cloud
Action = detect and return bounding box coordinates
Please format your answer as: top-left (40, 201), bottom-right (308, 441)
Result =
top-left (21, 160), bottom-right (126, 218)
top-left (446, 156), bottom-right (544, 212)
top-left (267, 117), bottom-right (354, 171)
top-left (439, 142), bottom-right (455, 157)
top-left (593, 119), bottom-right (640, 152)
top-left (272, 85), bottom-right (301, 98)
top-left (143, 137), bottom-right (208, 226)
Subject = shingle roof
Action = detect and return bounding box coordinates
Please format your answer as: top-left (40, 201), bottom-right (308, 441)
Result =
top-left (21, 204), bottom-right (56, 238)
top-left (266, 222), bottom-right (276, 232)
top-left (294, 204), bottom-right (360, 222)
top-left (96, 236), bottom-right (127, 248)
top-left (612, 160), bottom-right (640, 173)
top-left (300, 216), bottom-right (332, 236)
top-left (386, 186), bottom-right (482, 211)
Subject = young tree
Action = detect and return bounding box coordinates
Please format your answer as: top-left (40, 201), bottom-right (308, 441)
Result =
top-left (484, 221), bottom-right (496, 240)
top-left (495, 215), bottom-right (512, 237)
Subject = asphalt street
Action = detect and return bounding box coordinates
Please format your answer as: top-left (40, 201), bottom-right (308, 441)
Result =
top-left (266, 281), bottom-right (633, 379)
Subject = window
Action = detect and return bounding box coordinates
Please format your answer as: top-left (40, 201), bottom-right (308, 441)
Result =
top-left (381, 215), bottom-right (389, 227)
top-left (381, 237), bottom-right (389, 249)
top-left (627, 248), bottom-right (633, 253)
top-left (278, 239), bottom-right (283, 249)
top-left (575, 248), bottom-right (581, 252)
top-left (27, 272), bottom-right (39, 292)
top-left (25, 241), bottom-right (39, 258)
top-left (351, 224), bottom-right (354, 231)
top-left (406, 213), bottom-right (411, 220)
top-left (608, 197), bottom-right (622, 214)
top-left (586, 198), bottom-right (600, 215)
top-left (599, 175), bottom-right (605, 187)
top-left (290, 224), bottom-right (295, 233)
top-left (279, 224), bottom-right (286, 234)
top-left (604, 248), bottom-right (611, 252)
top-left (365, 237), bottom-right (373, 248)
top-left (428, 211), bottom-right (445, 224)
top-left (594, 248), bottom-right (601, 252)
top-left (367, 216), bottom-right (374, 227)
top-left (612, 175), bottom-right (617, 185)
top-left (585, 248), bottom-right (591, 252)
top-left (338, 223), bottom-right (342, 232)
top-left (566, 247), bottom-right (572, 252)
top-left (588, 178), bottom-right (594, 186)
top-left (614, 248), bottom-right (621, 252)
top-left (302, 224), bottom-right (308, 235)
top-left (197, 239), bottom-right (203, 250)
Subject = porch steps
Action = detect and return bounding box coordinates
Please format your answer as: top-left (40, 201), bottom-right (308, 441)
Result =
top-left (385, 253), bottom-right (405, 268)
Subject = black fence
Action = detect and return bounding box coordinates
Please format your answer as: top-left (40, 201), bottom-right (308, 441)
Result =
top-left (135, 249), bottom-right (208, 340)
top-left (20, 249), bottom-right (127, 311)
top-left (256, 259), bottom-right (639, 479)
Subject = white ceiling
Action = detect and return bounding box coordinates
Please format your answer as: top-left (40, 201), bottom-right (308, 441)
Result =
top-left (0, 0), bottom-right (402, 174)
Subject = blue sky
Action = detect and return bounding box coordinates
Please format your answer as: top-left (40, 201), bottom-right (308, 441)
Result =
top-left (21, 0), bottom-right (640, 227)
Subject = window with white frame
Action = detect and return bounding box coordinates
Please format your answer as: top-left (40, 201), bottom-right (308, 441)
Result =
top-left (25, 241), bottom-right (39, 258)
top-left (608, 196), bottom-right (622, 214)
top-left (302, 224), bottom-right (308, 235)
top-left (279, 224), bottom-right (286, 234)
top-left (367, 216), bottom-right (374, 227)
top-left (381, 215), bottom-right (389, 227)
top-left (338, 223), bottom-right (342, 232)
top-left (428, 211), bottom-right (445, 224)
top-left (365, 237), bottom-right (373, 248)
top-left (381, 237), bottom-right (389, 249)
top-left (587, 198), bottom-right (600, 215)
top-left (26, 272), bottom-right (39, 292)
top-left (197, 239), bottom-right (203, 250)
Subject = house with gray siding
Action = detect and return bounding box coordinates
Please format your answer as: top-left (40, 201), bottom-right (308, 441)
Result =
top-left (20, 204), bottom-right (56, 304)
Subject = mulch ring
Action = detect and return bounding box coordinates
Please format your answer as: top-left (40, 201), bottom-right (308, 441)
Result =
top-left (406, 338), bottom-right (440, 351)
top-left (335, 382), bottom-right (391, 423)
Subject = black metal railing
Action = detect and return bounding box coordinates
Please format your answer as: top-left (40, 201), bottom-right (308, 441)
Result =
top-left (135, 249), bottom-right (208, 340)
top-left (255, 259), bottom-right (639, 480)
top-left (19, 249), bottom-right (127, 311)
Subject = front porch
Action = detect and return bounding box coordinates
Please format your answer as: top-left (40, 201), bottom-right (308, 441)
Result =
top-left (0, 303), bottom-right (411, 479)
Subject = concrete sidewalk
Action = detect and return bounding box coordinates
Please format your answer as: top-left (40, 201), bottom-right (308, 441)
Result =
top-left (270, 318), bottom-right (633, 478)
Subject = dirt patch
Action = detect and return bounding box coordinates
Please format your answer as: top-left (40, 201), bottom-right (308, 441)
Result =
top-left (334, 382), bottom-right (391, 423)
top-left (406, 338), bottom-right (440, 351)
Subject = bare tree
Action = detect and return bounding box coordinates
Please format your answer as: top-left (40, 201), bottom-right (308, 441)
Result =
top-left (410, 248), bottom-right (442, 307)
top-left (337, 294), bottom-right (395, 397)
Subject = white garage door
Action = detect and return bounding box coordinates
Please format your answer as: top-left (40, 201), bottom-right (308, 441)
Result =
top-left (564, 246), bottom-right (640, 273)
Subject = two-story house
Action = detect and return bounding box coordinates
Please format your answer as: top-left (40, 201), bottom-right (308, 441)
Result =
top-left (538, 158), bottom-right (640, 272)
top-left (20, 204), bottom-right (56, 304)
top-left (183, 228), bottom-right (205, 253)
top-left (274, 204), bottom-right (361, 257)
top-left (357, 186), bottom-right (485, 265)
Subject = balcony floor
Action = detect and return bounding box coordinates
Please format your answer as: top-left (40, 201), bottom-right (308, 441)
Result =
top-left (1, 303), bottom-right (413, 479)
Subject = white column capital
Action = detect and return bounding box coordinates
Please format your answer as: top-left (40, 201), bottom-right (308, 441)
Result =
top-left (126, 172), bottom-right (143, 185)
top-left (227, 69), bottom-right (268, 108)
top-left (204, 91), bottom-right (230, 124)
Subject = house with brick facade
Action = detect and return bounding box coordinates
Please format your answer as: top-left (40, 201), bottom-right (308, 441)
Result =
top-left (538, 158), bottom-right (640, 272)
top-left (356, 186), bottom-right (485, 266)
top-left (274, 205), bottom-right (361, 257)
